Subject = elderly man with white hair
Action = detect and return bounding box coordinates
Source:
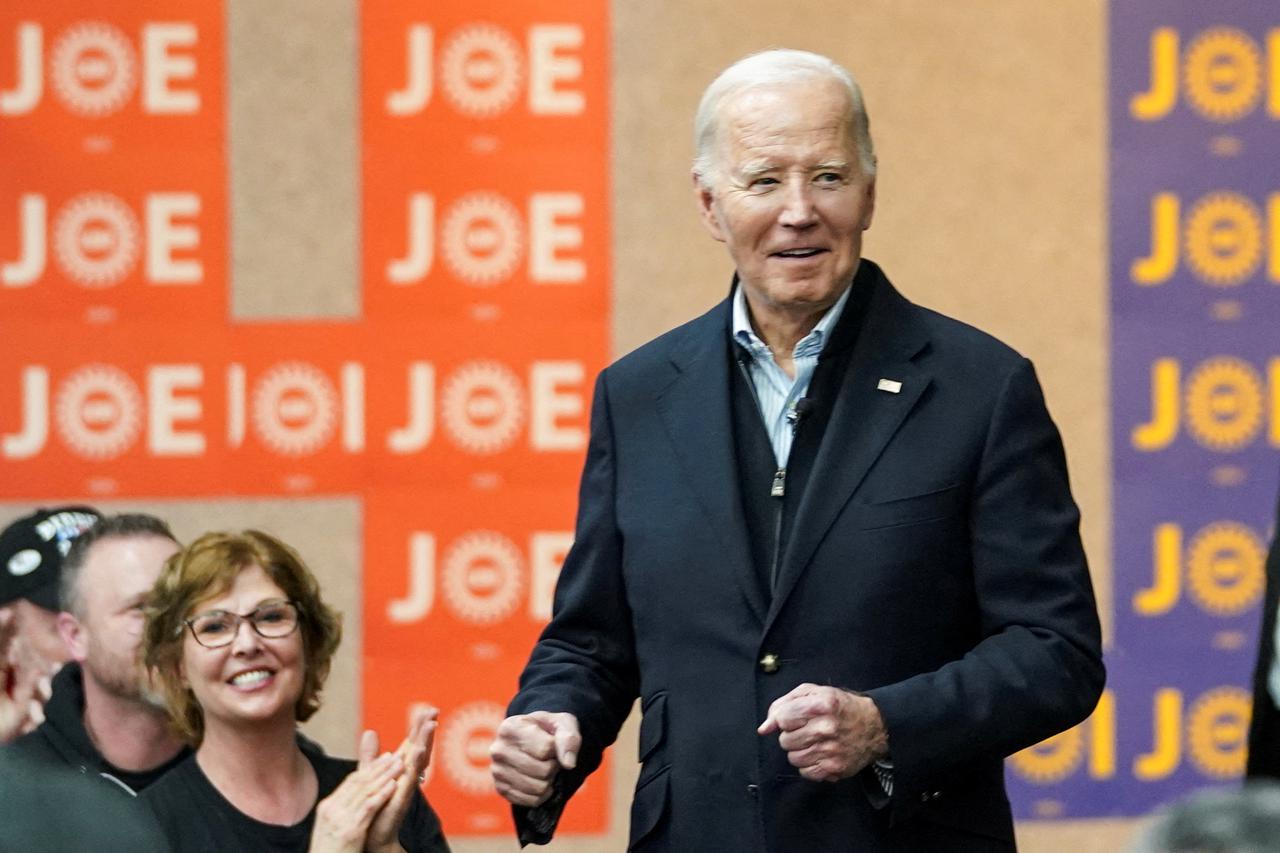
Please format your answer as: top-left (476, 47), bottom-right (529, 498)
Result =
top-left (491, 49), bottom-right (1104, 851)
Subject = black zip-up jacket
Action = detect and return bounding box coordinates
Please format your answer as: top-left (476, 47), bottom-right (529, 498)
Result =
top-left (2, 663), bottom-right (188, 795)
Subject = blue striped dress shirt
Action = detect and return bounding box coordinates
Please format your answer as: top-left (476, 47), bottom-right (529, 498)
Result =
top-left (731, 283), bottom-right (852, 465)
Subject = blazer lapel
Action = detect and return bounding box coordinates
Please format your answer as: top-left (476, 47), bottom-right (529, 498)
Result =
top-left (767, 275), bottom-right (933, 628)
top-left (656, 302), bottom-right (769, 623)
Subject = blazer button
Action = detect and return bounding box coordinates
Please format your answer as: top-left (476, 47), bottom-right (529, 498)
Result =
top-left (758, 654), bottom-right (780, 673)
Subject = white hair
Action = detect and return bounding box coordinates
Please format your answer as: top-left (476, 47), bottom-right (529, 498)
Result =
top-left (692, 49), bottom-right (876, 186)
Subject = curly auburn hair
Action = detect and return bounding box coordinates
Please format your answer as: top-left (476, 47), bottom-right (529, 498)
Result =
top-left (142, 529), bottom-right (342, 745)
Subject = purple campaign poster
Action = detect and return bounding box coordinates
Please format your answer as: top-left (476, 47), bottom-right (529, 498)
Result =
top-left (1007, 2), bottom-right (1280, 819)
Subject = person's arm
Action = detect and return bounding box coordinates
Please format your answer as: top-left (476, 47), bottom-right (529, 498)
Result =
top-left (498, 372), bottom-right (641, 844)
top-left (862, 357), bottom-right (1105, 819)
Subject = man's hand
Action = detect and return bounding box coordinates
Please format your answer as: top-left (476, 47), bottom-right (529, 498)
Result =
top-left (490, 711), bottom-right (580, 807)
top-left (758, 683), bottom-right (888, 782)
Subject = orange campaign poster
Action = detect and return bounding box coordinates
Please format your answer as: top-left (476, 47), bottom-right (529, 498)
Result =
top-left (362, 0), bottom-right (610, 324)
top-left (361, 485), bottom-right (609, 836)
top-left (0, 1), bottom-right (225, 323)
top-left (2, 0), bottom-right (611, 842)
top-left (360, 0), bottom-right (612, 840)
top-left (0, 316), bottom-right (601, 500)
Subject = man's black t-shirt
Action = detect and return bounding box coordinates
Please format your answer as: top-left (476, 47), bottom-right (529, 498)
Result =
top-left (140, 748), bottom-right (449, 852)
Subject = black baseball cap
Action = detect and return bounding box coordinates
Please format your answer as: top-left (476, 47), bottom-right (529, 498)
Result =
top-left (0, 507), bottom-right (102, 611)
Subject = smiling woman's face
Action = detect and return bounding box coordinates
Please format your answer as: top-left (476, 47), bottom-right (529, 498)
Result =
top-left (179, 563), bottom-right (305, 731)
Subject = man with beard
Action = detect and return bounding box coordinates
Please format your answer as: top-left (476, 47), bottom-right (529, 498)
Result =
top-left (3, 513), bottom-right (187, 793)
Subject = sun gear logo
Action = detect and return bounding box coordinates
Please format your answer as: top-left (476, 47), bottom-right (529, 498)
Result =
top-left (1180, 192), bottom-right (1264, 287)
top-left (54, 364), bottom-right (144, 460)
top-left (1185, 687), bottom-right (1251, 778)
top-left (49, 22), bottom-right (139, 117)
top-left (439, 24), bottom-right (523, 118)
top-left (1184, 522), bottom-right (1266, 616)
top-left (438, 701), bottom-right (504, 795)
top-left (250, 362), bottom-right (340, 457)
top-left (441, 192), bottom-right (524, 286)
top-left (440, 361), bottom-right (525, 454)
top-left (1181, 28), bottom-right (1265, 122)
top-left (440, 530), bottom-right (524, 624)
top-left (52, 193), bottom-right (142, 287)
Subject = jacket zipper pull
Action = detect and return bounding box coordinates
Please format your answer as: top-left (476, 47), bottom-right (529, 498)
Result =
top-left (771, 468), bottom-right (786, 498)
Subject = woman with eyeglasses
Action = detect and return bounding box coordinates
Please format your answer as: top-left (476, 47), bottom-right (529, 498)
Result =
top-left (139, 530), bottom-right (449, 852)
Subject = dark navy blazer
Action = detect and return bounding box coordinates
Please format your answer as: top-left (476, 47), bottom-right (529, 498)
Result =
top-left (510, 261), bottom-right (1105, 852)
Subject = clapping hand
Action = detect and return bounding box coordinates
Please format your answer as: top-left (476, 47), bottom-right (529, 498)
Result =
top-left (311, 751), bottom-right (403, 853)
top-left (362, 705), bottom-right (438, 853)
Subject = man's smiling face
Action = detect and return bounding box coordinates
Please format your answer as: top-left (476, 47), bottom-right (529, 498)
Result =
top-left (696, 76), bottom-right (875, 328)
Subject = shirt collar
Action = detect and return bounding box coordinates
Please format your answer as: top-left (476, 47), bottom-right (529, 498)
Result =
top-left (732, 278), bottom-right (854, 359)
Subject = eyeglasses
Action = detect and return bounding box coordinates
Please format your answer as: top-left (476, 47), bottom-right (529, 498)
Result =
top-left (184, 600), bottom-right (301, 649)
